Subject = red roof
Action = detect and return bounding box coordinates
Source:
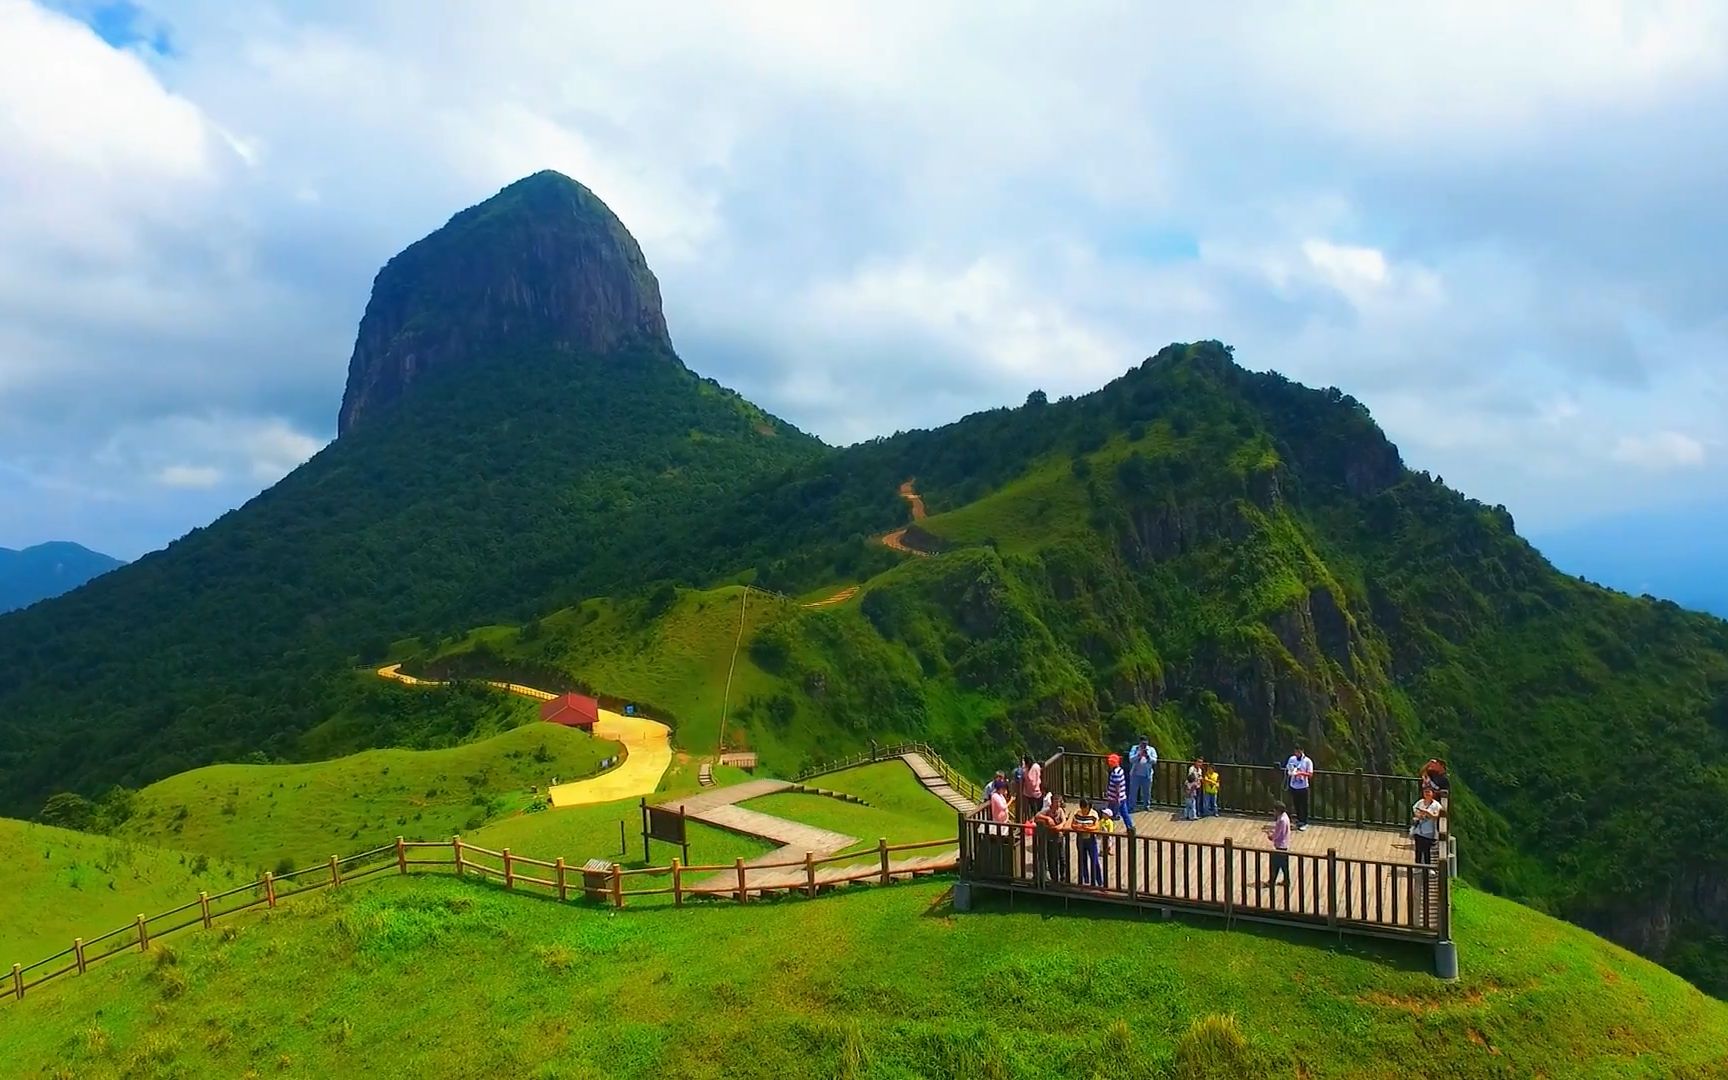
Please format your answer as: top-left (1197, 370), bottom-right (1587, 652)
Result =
top-left (539, 692), bottom-right (599, 729)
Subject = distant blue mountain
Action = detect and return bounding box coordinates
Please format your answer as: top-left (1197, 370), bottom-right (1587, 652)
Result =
top-left (0, 542), bottom-right (125, 613)
top-left (1529, 501), bottom-right (1728, 618)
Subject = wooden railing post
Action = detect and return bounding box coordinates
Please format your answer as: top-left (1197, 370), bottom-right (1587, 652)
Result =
top-left (10, 963), bottom-right (20, 1000)
top-left (329, 855), bottom-right (341, 888)
top-left (199, 891), bottom-right (212, 929)
top-left (74, 937), bottom-right (87, 975)
top-left (263, 871), bottom-right (276, 908)
top-left (878, 837), bottom-right (890, 886)
top-left (672, 858), bottom-right (683, 907)
top-left (1222, 839), bottom-right (1235, 922)
top-left (503, 848), bottom-right (515, 889)
top-left (1126, 827), bottom-right (1138, 902)
top-left (396, 836), bottom-right (407, 874)
top-left (1326, 848), bottom-right (1339, 930)
top-left (555, 857), bottom-right (568, 901)
top-left (1354, 768), bottom-right (1365, 826)
top-left (805, 851), bottom-right (817, 899)
top-left (452, 836), bottom-right (465, 877)
top-left (735, 857), bottom-right (748, 903)
top-left (136, 914), bottom-right (149, 952)
top-left (610, 863), bottom-right (623, 908)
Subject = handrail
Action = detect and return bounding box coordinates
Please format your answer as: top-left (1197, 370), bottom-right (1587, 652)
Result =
top-left (794, 740), bottom-right (983, 807)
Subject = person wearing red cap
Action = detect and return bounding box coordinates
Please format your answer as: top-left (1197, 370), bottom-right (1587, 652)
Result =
top-left (1105, 753), bottom-right (1130, 828)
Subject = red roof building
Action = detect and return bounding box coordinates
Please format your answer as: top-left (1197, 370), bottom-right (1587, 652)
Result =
top-left (539, 692), bottom-right (600, 729)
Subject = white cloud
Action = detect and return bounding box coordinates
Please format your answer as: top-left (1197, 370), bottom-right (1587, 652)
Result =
top-left (154, 464), bottom-right (222, 489)
top-left (1611, 431), bottom-right (1707, 470)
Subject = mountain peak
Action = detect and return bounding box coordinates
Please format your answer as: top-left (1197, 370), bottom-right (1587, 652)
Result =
top-left (336, 171), bottom-right (672, 436)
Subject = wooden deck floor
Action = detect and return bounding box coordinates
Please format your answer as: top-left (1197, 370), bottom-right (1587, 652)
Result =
top-left (1121, 807), bottom-right (1416, 863)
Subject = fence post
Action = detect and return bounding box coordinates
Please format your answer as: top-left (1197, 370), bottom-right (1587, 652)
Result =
top-left (74, 937), bottom-right (87, 975)
top-left (1326, 849), bottom-right (1339, 930)
top-left (672, 858), bottom-right (683, 907)
top-left (805, 851), bottom-right (817, 899)
top-left (199, 891), bottom-right (212, 929)
top-left (329, 855), bottom-right (341, 888)
top-left (452, 836), bottom-right (465, 877)
top-left (1222, 839), bottom-right (1235, 922)
top-left (396, 836), bottom-right (407, 874)
top-left (735, 857), bottom-right (748, 903)
top-left (878, 837), bottom-right (890, 886)
top-left (263, 871), bottom-right (276, 909)
top-left (1127, 826), bottom-right (1138, 902)
top-left (556, 857), bottom-right (568, 902)
top-left (10, 963), bottom-right (20, 1000)
top-left (1354, 768), bottom-right (1365, 826)
top-left (503, 848), bottom-right (515, 889)
top-left (136, 914), bottom-right (149, 952)
top-left (610, 863), bottom-right (623, 908)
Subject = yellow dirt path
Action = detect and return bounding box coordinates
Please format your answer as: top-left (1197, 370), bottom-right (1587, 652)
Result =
top-left (375, 664), bottom-right (671, 807)
top-left (880, 478), bottom-right (931, 556)
top-left (802, 585), bottom-right (859, 608)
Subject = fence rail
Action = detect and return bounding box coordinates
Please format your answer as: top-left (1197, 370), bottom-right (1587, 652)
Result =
top-left (796, 740), bottom-right (983, 806)
top-left (1048, 750), bottom-right (1424, 829)
top-left (956, 807), bottom-right (1450, 947)
top-left (4, 830), bottom-right (958, 1007)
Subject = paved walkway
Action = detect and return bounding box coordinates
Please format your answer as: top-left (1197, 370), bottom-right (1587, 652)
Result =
top-left (375, 664), bottom-right (673, 807)
top-left (902, 752), bottom-right (979, 814)
top-left (654, 780), bottom-right (860, 857)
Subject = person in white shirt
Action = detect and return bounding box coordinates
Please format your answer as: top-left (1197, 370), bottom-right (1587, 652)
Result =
top-left (1284, 747), bottom-right (1315, 831)
top-left (1411, 787), bottom-right (1444, 866)
top-left (1127, 737), bottom-right (1157, 810)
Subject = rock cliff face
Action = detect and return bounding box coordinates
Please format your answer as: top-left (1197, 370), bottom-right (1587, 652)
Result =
top-left (337, 171), bottom-right (673, 436)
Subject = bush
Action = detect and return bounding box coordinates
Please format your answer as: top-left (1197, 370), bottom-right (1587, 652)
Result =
top-left (1172, 1014), bottom-right (1267, 1080)
top-left (40, 792), bottom-right (95, 831)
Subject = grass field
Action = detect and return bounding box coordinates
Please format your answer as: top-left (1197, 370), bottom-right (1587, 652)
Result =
top-left (0, 820), bottom-right (254, 965)
top-left (116, 725), bottom-right (621, 871)
top-left (3, 872), bottom-right (1724, 1079)
top-left (743, 761), bottom-right (960, 854)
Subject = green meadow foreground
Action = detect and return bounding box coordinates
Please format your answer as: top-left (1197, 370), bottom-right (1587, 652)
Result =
top-left (2, 873), bottom-right (1724, 1079)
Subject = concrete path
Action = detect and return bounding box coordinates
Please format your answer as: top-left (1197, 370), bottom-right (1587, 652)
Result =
top-left (901, 752), bottom-right (979, 814)
top-left (654, 779), bottom-right (859, 854)
top-left (375, 664), bottom-right (673, 808)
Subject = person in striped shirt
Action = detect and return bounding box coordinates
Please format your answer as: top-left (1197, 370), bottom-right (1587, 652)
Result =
top-left (1104, 754), bottom-right (1131, 828)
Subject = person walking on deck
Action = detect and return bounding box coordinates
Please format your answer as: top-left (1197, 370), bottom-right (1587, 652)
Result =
top-left (1263, 801), bottom-right (1292, 889)
top-left (1128, 737), bottom-right (1156, 810)
top-left (1202, 764), bottom-right (1220, 817)
top-left (1104, 754), bottom-right (1131, 828)
top-left (1285, 747), bottom-right (1314, 830)
top-left (1071, 800), bottom-right (1103, 886)
top-left (1020, 755), bottom-right (1043, 824)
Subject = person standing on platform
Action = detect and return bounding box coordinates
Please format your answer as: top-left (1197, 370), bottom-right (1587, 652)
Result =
top-left (1263, 801), bottom-right (1292, 889)
top-left (1411, 786), bottom-right (1444, 866)
top-left (1020, 755), bottom-right (1043, 824)
top-left (1072, 799), bottom-right (1103, 886)
top-left (1104, 754), bottom-right (1131, 828)
top-left (1285, 746), bottom-right (1315, 831)
top-left (1034, 794), bottom-right (1069, 883)
top-left (1203, 764), bottom-right (1220, 817)
top-left (988, 782), bottom-right (1011, 825)
top-left (1128, 737), bottom-right (1157, 810)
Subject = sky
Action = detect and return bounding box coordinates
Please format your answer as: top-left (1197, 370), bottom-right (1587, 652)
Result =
top-left (1, 0), bottom-right (1726, 562)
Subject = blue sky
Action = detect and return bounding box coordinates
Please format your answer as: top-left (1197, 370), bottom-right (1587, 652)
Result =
top-left (1, 1), bottom-right (1725, 564)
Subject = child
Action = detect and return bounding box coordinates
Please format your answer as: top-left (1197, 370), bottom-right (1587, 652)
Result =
top-left (1263, 801), bottom-right (1291, 889)
top-left (1183, 770), bottom-right (1200, 820)
top-left (1071, 799), bottom-right (1102, 886)
top-left (1203, 765), bottom-right (1220, 817)
top-left (1104, 754), bottom-right (1130, 828)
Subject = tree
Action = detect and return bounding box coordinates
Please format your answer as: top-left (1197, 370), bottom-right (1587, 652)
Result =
top-left (1025, 390), bottom-right (1048, 408)
top-left (40, 792), bottom-right (94, 831)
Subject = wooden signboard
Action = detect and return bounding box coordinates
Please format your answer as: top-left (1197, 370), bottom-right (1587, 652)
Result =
top-left (641, 799), bottom-right (690, 863)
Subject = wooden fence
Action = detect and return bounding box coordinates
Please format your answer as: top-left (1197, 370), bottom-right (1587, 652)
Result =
top-left (1048, 749), bottom-right (1423, 829)
top-left (3, 832), bottom-right (957, 1006)
top-left (796, 740), bottom-right (982, 806)
top-left (957, 808), bottom-right (1450, 946)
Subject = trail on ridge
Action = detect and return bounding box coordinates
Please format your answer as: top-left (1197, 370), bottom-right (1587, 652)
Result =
top-left (880, 479), bottom-right (930, 556)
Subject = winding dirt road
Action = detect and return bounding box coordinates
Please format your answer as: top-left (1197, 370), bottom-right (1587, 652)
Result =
top-left (375, 664), bottom-right (671, 807)
top-left (880, 479), bottom-right (930, 556)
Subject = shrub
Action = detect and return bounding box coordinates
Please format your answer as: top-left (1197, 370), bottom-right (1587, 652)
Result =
top-left (1172, 1014), bottom-right (1265, 1080)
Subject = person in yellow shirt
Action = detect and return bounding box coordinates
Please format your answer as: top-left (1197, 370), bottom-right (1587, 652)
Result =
top-left (1202, 766), bottom-right (1220, 817)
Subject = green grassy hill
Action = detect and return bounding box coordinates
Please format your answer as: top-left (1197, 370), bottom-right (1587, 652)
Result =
top-left (0, 820), bottom-right (251, 964)
top-left (2, 873), bottom-right (1723, 1078)
top-left (114, 724), bottom-right (620, 869)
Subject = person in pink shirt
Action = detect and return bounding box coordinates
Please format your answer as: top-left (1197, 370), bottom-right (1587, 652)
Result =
top-left (1019, 755), bottom-right (1043, 823)
top-left (1263, 801), bottom-right (1291, 890)
top-left (988, 784), bottom-right (1011, 824)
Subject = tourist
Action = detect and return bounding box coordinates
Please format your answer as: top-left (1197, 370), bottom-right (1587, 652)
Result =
top-left (1411, 785), bottom-right (1444, 866)
top-left (987, 781), bottom-right (1011, 825)
top-left (1071, 799), bottom-right (1103, 886)
top-left (1105, 753), bottom-right (1131, 828)
top-left (1182, 767), bottom-right (1200, 820)
top-left (1020, 755), bottom-right (1044, 824)
top-left (984, 770), bottom-right (1009, 804)
top-left (1034, 794), bottom-right (1068, 883)
top-left (1203, 764), bottom-right (1220, 817)
top-left (1128, 737), bottom-right (1157, 810)
top-left (1424, 759), bottom-right (1452, 798)
top-left (1186, 759), bottom-right (1205, 819)
top-left (1263, 801), bottom-right (1291, 889)
top-left (1285, 746), bottom-right (1315, 831)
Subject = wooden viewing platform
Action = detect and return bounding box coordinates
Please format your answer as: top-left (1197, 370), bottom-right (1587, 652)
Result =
top-left (956, 749), bottom-right (1458, 978)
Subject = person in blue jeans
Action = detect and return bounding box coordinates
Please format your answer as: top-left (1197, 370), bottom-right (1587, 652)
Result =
top-left (1127, 737), bottom-right (1156, 810)
top-left (1104, 753), bottom-right (1131, 829)
top-left (1071, 800), bottom-right (1103, 886)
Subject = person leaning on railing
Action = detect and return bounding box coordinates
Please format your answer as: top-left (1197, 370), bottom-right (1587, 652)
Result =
top-left (1033, 795), bottom-right (1069, 883)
